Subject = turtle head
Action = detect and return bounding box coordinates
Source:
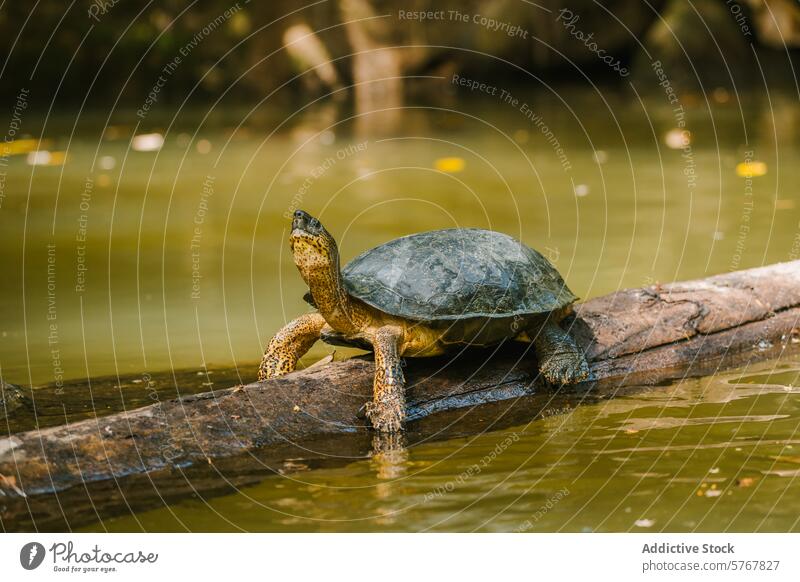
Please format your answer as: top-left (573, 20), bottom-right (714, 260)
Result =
top-left (289, 210), bottom-right (338, 274)
top-left (289, 210), bottom-right (359, 329)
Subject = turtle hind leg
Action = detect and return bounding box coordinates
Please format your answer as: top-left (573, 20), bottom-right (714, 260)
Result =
top-left (532, 320), bottom-right (590, 385)
top-left (258, 313), bottom-right (326, 380)
top-left (365, 325), bottom-right (406, 433)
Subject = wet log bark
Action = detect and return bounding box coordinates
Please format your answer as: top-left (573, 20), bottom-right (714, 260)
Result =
top-left (2, 261), bottom-right (800, 506)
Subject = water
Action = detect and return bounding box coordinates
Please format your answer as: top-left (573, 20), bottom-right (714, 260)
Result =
top-left (86, 358), bottom-right (800, 532)
top-left (2, 87), bottom-right (800, 531)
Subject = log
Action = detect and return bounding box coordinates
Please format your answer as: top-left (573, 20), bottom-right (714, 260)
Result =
top-left (2, 261), bottom-right (800, 530)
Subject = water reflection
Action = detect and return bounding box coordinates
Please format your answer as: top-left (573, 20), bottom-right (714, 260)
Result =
top-left (2, 88), bottom-right (800, 531)
top-left (69, 354), bottom-right (800, 532)
top-left (2, 90), bottom-right (798, 386)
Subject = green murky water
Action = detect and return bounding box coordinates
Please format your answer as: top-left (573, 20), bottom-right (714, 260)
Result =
top-left (2, 88), bottom-right (800, 531)
top-left (92, 359), bottom-right (800, 532)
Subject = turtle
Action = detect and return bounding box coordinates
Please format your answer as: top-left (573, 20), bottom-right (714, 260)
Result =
top-left (259, 210), bottom-right (590, 432)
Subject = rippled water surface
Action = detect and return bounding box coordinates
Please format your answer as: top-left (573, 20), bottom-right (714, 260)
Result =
top-left (87, 357), bottom-right (800, 532)
top-left (2, 89), bottom-right (800, 531)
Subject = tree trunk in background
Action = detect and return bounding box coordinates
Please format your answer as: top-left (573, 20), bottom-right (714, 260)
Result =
top-left (340, 0), bottom-right (405, 135)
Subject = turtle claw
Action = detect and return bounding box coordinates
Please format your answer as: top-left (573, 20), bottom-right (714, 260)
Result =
top-left (365, 399), bottom-right (406, 433)
top-left (540, 352), bottom-right (590, 386)
top-left (258, 356), bottom-right (295, 381)
top-left (257, 362), bottom-right (281, 381)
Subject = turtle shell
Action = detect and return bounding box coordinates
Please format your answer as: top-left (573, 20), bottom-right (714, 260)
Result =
top-left (335, 228), bottom-right (576, 321)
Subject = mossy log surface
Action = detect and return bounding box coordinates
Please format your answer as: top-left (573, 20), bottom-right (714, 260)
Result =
top-left (2, 261), bottom-right (800, 530)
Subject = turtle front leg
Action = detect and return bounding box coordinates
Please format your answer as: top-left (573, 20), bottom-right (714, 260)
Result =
top-left (365, 325), bottom-right (406, 432)
top-left (258, 313), bottom-right (326, 380)
top-left (533, 320), bottom-right (590, 385)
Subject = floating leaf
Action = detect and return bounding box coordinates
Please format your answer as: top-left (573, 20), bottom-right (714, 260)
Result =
top-left (0, 138), bottom-right (39, 156)
top-left (664, 128), bottom-right (690, 149)
top-left (26, 151), bottom-right (66, 166)
top-left (574, 184), bottom-right (590, 197)
top-left (132, 133), bottom-right (164, 152)
top-left (434, 157), bottom-right (465, 173)
top-left (735, 161), bottom-right (767, 177)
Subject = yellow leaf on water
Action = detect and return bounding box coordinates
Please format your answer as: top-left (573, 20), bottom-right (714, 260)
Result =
top-left (48, 151), bottom-right (67, 165)
top-left (735, 161), bottom-right (767, 177)
top-left (0, 139), bottom-right (39, 156)
top-left (434, 157), bottom-right (465, 173)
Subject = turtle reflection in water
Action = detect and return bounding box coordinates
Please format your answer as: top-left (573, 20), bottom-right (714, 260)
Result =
top-left (259, 210), bottom-right (590, 432)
